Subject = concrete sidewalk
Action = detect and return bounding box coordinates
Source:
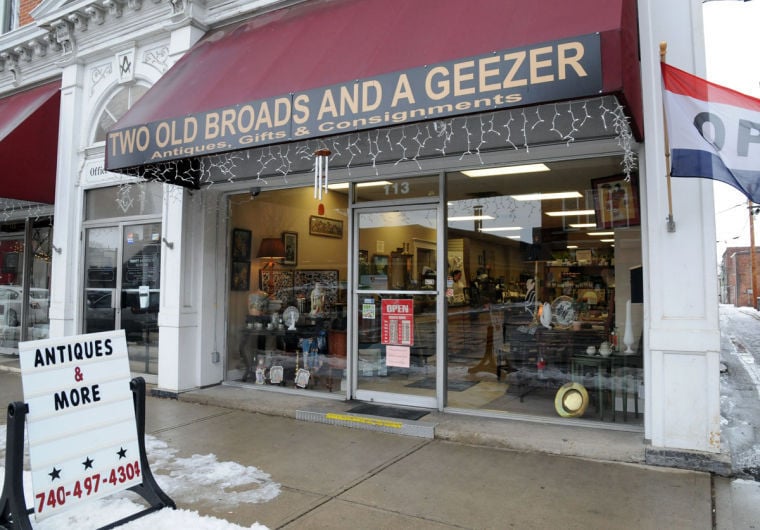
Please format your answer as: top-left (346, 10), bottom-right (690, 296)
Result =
top-left (2, 367), bottom-right (759, 529)
top-left (146, 395), bottom-right (714, 529)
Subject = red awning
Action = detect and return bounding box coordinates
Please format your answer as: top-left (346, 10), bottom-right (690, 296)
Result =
top-left (108, 0), bottom-right (641, 171)
top-left (0, 81), bottom-right (61, 204)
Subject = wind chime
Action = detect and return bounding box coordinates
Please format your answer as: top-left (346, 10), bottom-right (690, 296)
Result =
top-left (313, 148), bottom-right (331, 200)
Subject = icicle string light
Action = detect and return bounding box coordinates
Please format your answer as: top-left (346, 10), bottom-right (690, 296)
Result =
top-left (98, 96), bottom-right (637, 202)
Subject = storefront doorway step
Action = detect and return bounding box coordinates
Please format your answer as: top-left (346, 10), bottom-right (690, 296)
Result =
top-left (296, 409), bottom-right (435, 439)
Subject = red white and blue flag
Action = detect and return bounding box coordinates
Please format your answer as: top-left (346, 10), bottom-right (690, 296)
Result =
top-left (661, 62), bottom-right (760, 202)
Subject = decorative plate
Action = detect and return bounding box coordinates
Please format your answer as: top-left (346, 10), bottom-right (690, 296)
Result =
top-left (283, 306), bottom-right (300, 330)
top-left (269, 365), bottom-right (283, 384)
top-left (551, 295), bottom-right (576, 327)
top-left (295, 368), bottom-right (311, 389)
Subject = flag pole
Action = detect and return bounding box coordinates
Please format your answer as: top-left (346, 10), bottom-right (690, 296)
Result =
top-left (750, 200), bottom-right (758, 308)
top-left (660, 41), bottom-right (677, 232)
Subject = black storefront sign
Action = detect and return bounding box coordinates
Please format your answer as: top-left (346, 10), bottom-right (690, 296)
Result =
top-left (106, 33), bottom-right (601, 172)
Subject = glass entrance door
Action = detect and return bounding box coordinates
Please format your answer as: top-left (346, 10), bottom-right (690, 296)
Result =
top-left (83, 223), bottom-right (161, 375)
top-left (354, 206), bottom-right (439, 407)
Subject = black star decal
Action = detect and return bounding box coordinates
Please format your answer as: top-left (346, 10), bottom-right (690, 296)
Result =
top-left (49, 467), bottom-right (61, 481)
top-left (82, 457), bottom-right (94, 470)
top-left (117, 447), bottom-right (127, 459)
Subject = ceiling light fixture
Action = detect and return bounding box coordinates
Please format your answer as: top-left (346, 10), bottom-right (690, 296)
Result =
top-left (567, 245), bottom-right (579, 249)
top-left (328, 180), bottom-right (393, 190)
top-left (545, 209), bottom-right (595, 217)
top-left (479, 226), bottom-right (522, 232)
top-left (448, 215), bottom-right (495, 221)
top-left (600, 238), bottom-right (615, 243)
top-left (462, 163), bottom-right (550, 177)
top-left (587, 231), bottom-right (614, 236)
top-left (569, 223), bottom-right (597, 228)
top-left (511, 191), bottom-right (582, 201)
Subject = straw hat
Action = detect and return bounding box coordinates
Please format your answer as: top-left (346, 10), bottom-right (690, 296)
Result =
top-left (554, 382), bottom-right (589, 417)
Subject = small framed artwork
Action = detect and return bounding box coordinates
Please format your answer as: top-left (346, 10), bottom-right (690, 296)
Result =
top-left (282, 231), bottom-right (298, 266)
top-left (576, 249), bottom-right (592, 264)
top-left (232, 228), bottom-right (252, 260)
top-left (372, 254), bottom-right (389, 275)
top-left (591, 175), bottom-right (640, 229)
top-left (231, 261), bottom-right (250, 291)
top-left (358, 249), bottom-right (369, 264)
top-left (309, 215), bottom-right (343, 238)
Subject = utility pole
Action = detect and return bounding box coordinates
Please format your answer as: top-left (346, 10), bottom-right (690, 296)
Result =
top-left (750, 200), bottom-right (758, 309)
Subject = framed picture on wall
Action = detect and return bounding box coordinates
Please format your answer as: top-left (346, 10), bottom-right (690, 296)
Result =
top-left (282, 231), bottom-right (298, 266)
top-left (591, 175), bottom-right (640, 229)
top-left (309, 216), bottom-right (343, 238)
top-left (231, 261), bottom-right (250, 291)
top-left (232, 228), bottom-right (252, 260)
top-left (372, 254), bottom-right (388, 275)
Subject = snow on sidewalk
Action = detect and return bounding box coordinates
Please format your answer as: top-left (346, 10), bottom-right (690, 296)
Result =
top-left (1, 426), bottom-right (278, 529)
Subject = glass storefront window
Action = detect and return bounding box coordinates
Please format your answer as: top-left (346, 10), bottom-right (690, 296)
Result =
top-left (351, 175), bottom-right (439, 203)
top-left (0, 228), bottom-right (24, 353)
top-left (0, 219), bottom-right (53, 352)
top-left (227, 187), bottom-right (349, 392)
top-left (445, 156), bottom-right (643, 423)
top-left (84, 182), bottom-right (163, 221)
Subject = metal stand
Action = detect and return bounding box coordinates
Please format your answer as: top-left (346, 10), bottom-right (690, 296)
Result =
top-left (0, 377), bottom-right (175, 530)
top-left (100, 377), bottom-right (176, 530)
top-left (0, 402), bottom-right (33, 529)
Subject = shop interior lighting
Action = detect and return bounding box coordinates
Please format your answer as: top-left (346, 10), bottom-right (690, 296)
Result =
top-left (328, 181), bottom-right (393, 190)
top-left (567, 245), bottom-right (579, 249)
top-left (511, 191), bottom-right (582, 201)
top-left (569, 222), bottom-right (597, 228)
top-left (545, 209), bottom-right (595, 217)
top-left (479, 226), bottom-right (522, 232)
top-left (600, 238), bottom-right (615, 243)
top-left (462, 163), bottom-right (550, 177)
top-left (587, 231), bottom-right (615, 236)
top-left (448, 215), bottom-right (495, 221)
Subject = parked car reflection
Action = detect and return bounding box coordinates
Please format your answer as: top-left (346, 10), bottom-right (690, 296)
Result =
top-left (0, 286), bottom-right (50, 327)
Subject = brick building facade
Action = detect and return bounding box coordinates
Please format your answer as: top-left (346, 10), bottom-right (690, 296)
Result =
top-left (721, 246), bottom-right (760, 308)
top-left (18, 0), bottom-right (41, 26)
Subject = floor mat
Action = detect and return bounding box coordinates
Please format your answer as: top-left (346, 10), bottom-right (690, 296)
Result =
top-left (347, 403), bottom-right (429, 421)
top-left (406, 378), bottom-right (478, 392)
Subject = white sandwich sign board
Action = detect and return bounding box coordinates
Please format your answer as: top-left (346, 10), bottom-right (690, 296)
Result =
top-left (18, 330), bottom-right (142, 520)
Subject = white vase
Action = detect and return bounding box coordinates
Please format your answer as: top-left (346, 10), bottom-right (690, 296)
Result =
top-left (623, 299), bottom-right (635, 354)
top-left (540, 302), bottom-right (552, 329)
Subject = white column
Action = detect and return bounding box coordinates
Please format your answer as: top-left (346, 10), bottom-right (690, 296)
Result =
top-left (637, 0), bottom-right (721, 453)
top-left (49, 63), bottom-right (85, 339)
top-left (155, 21), bottom-right (215, 393)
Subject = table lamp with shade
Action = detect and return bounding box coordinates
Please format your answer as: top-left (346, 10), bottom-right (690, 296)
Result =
top-left (257, 238), bottom-right (286, 300)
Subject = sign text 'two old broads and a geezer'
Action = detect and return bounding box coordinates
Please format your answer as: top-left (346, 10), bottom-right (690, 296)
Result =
top-left (106, 34), bottom-right (602, 170)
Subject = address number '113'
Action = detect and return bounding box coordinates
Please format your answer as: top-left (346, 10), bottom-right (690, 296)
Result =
top-left (384, 182), bottom-right (410, 195)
